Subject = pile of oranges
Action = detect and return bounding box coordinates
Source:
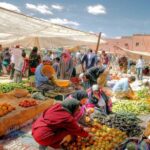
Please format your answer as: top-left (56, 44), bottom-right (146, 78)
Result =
top-left (64, 121), bottom-right (127, 150)
top-left (0, 103), bottom-right (16, 117)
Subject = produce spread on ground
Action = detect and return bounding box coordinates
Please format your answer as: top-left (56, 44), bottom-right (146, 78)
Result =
top-left (0, 82), bottom-right (55, 136)
top-left (63, 123), bottom-right (127, 150)
top-left (0, 81), bottom-right (150, 149)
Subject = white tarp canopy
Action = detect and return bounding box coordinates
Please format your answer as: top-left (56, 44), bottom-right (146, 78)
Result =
top-left (3, 36), bottom-right (94, 50)
top-left (117, 46), bottom-right (150, 62)
top-left (0, 7), bottom-right (105, 48)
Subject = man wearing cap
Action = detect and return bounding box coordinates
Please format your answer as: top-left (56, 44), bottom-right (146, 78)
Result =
top-left (35, 56), bottom-right (55, 92)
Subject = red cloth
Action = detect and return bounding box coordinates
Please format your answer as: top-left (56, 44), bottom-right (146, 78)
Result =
top-left (32, 103), bottom-right (88, 148)
top-left (22, 58), bottom-right (29, 74)
top-left (30, 67), bottom-right (36, 73)
top-left (70, 77), bottom-right (80, 84)
top-left (103, 55), bottom-right (109, 65)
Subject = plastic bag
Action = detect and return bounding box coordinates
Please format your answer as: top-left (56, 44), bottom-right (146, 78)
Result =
top-left (31, 92), bottom-right (47, 100)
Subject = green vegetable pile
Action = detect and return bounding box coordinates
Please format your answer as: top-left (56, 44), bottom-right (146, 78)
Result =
top-left (112, 100), bottom-right (150, 115)
top-left (137, 88), bottom-right (150, 100)
top-left (91, 111), bottom-right (143, 137)
top-left (0, 82), bottom-right (35, 93)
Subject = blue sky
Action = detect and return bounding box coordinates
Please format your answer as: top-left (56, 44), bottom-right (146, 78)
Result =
top-left (0, 0), bottom-right (150, 38)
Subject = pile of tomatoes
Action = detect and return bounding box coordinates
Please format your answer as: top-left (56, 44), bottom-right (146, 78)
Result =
top-left (19, 99), bottom-right (37, 107)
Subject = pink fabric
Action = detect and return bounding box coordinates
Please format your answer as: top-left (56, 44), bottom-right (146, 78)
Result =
top-left (85, 103), bottom-right (95, 109)
top-left (86, 87), bottom-right (112, 112)
top-left (67, 95), bottom-right (72, 99)
top-left (87, 87), bottom-right (103, 97)
top-left (22, 58), bottom-right (29, 74)
top-left (86, 88), bottom-right (91, 96)
top-left (86, 88), bottom-right (96, 109)
top-left (108, 99), bottom-right (112, 111)
top-left (74, 106), bottom-right (86, 121)
top-left (103, 55), bottom-right (109, 64)
top-left (62, 51), bottom-right (71, 63)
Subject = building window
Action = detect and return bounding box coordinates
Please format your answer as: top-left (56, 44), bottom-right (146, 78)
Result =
top-left (136, 42), bottom-right (139, 46)
top-left (125, 43), bottom-right (128, 47)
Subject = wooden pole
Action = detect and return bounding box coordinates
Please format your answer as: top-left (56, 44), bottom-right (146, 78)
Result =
top-left (95, 32), bottom-right (101, 54)
top-left (34, 37), bottom-right (40, 51)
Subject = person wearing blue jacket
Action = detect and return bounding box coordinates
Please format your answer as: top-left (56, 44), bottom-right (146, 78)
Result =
top-left (35, 56), bottom-right (54, 91)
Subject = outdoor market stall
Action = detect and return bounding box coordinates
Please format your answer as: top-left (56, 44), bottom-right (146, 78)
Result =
top-left (0, 95), bottom-right (54, 136)
top-left (0, 78), bottom-right (150, 149)
top-left (0, 6), bottom-right (150, 150)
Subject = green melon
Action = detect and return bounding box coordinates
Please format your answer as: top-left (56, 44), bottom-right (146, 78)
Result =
top-left (126, 142), bottom-right (137, 150)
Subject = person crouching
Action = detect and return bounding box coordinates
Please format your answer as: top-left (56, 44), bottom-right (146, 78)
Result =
top-left (32, 99), bottom-right (91, 149)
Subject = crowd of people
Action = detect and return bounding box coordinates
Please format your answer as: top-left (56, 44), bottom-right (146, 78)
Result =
top-left (0, 44), bottom-right (149, 83)
top-left (0, 45), bottom-right (41, 82)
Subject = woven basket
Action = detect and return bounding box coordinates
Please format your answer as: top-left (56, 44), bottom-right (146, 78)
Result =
top-left (12, 89), bottom-right (29, 98)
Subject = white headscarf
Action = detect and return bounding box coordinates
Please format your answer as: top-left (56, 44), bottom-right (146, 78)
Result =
top-left (92, 84), bottom-right (99, 91)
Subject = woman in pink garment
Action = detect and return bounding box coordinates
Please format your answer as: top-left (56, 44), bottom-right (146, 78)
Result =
top-left (59, 51), bottom-right (73, 79)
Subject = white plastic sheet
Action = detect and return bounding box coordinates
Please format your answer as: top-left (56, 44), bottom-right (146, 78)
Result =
top-left (117, 46), bottom-right (150, 61)
top-left (0, 7), bottom-right (105, 48)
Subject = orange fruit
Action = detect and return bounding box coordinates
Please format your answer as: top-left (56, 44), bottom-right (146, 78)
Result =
top-left (89, 108), bottom-right (94, 113)
top-left (85, 117), bottom-right (90, 123)
top-left (1, 106), bottom-right (7, 111)
top-left (91, 127), bottom-right (96, 133)
top-left (8, 106), bottom-right (13, 112)
top-left (0, 110), bottom-right (4, 116)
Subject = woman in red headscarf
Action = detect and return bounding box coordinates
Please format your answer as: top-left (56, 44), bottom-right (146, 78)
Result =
top-left (59, 51), bottom-right (74, 79)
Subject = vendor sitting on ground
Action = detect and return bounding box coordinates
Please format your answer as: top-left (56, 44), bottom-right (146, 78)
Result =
top-left (86, 84), bottom-right (112, 115)
top-left (35, 56), bottom-right (55, 92)
top-left (66, 90), bottom-right (88, 123)
top-left (112, 75), bottom-right (136, 99)
top-left (32, 99), bottom-right (91, 150)
top-left (79, 66), bottom-right (105, 89)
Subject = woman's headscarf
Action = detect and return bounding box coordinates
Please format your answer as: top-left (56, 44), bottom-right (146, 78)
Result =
top-left (92, 84), bottom-right (99, 91)
top-left (61, 51), bottom-right (71, 63)
top-left (72, 90), bottom-right (88, 101)
top-left (88, 86), bottom-right (99, 106)
top-left (62, 98), bottom-right (80, 114)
